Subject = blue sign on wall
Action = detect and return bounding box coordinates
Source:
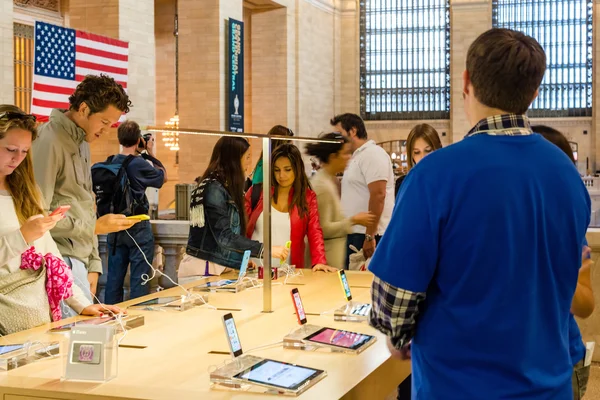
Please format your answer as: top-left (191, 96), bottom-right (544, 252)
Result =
top-left (228, 18), bottom-right (244, 133)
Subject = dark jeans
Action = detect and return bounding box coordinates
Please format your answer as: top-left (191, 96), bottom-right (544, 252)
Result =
top-left (572, 359), bottom-right (590, 400)
top-left (397, 374), bottom-right (411, 399)
top-left (345, 233), bottom-right (382, 269)
top-left (105, 221), bottom-right (154, 304)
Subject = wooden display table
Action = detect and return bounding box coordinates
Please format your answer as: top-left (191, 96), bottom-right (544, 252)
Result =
top-left (0, 270), bottom-right (410, 399)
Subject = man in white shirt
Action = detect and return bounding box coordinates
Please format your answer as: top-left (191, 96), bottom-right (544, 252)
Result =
top-left (330, 113), bottom-right (394, 268)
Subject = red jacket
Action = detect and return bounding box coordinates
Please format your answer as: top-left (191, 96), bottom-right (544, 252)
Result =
top-left (245, 186), bottom-right (327, 268)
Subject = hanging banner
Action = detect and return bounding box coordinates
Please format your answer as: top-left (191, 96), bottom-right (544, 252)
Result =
top-left (228, 18), bottom-right (244, 133)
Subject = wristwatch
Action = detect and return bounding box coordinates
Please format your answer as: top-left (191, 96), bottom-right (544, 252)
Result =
top-left (365, 234), bottom-right (374, 242)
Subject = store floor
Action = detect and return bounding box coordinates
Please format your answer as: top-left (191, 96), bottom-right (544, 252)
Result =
top-left (385, 363), bottom-right (600, 399)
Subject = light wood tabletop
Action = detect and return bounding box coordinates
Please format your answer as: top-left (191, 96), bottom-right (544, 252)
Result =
top-left (0, 270), bottom-right (410, 400)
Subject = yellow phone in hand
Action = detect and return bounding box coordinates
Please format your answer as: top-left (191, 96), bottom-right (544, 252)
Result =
top-left (126, 214), bottom-right (150, 221)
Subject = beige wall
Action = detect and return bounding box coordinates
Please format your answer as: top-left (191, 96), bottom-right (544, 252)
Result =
top-left (0, 0), bottom-right (13, 105)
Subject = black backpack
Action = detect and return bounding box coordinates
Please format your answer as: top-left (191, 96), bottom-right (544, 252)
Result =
top-left (91, 155), bottom-right (137, 217)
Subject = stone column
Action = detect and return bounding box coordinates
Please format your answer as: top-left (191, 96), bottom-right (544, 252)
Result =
top-left (449, 0), bottom-right (491, 142)
top-left (118, 0), bottom-right (155, 127)
top-left (152, 221), bottom-right (190, 289)
top-left (337, 0), bottom-right (359, 115)
top-left (251, 7), bottom-right (289, 134)
top-left (176, 0), bottom-right (243, 185)
top-left (0, 0), bottom-right (14, 104)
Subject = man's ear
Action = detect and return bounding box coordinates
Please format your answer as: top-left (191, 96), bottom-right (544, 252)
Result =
top-left (462, 70), bottom-right (470, 97)
top-left (530, 89), bottom-right (539, 104)
top-left (349, 127), bottom-right (358, 139)
top-left (78, 102), bottom-right (90, 117)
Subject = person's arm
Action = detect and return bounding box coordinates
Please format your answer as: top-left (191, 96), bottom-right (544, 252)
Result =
top-left (65, 284), bottom-right (92, 314)
top-left (141, 153), bottom-right (168, 184)
top-left (0, 230), bottom-right (30, 266)
top-left (87, 235), bottom-right (102, 295)
top-left (312, 181), bottom-right (352, 239)
top-left (368, 169), bottom-right (440, 351)
top-left (361, 152), bottom-right (393, 258)
top-left (306, 191), bottom-right (328, 266)
top-left (572, 258), bottom-right (595, 318)
top-left (204, 183), bottom-right (263, 257)
top-left (363, 180), bottom-right (386, 258)
top-left (370, 276), bottom-right (426, 350)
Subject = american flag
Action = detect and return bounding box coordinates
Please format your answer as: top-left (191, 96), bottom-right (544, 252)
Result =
top-left (31, 21), bottom-right (129, 122)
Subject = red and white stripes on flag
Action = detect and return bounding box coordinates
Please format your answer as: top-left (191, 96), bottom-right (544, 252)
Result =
top-left (31, 21), bottom-right (129, 123)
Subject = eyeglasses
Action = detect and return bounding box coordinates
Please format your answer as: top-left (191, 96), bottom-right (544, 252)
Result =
top-left (0, 111), bottom-right (36, 123)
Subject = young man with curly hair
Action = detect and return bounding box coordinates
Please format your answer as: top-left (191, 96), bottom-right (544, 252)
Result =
top-left (31, 74), bottom-right (134, 311)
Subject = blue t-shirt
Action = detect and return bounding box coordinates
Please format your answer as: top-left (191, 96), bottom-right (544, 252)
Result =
top-left (569, 239), bottom-right (590, 366)
top-left (370, 134), bottom-right (590, 399)
top-left (112, 154), bottom-right (165, 214)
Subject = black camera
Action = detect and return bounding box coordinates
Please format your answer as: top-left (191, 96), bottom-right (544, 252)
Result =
top-left (138, 133), bottom-right (153, 149)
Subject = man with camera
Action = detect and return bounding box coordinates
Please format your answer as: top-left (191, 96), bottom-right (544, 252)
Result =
top-left (103, 120), bottom-right (167, 304)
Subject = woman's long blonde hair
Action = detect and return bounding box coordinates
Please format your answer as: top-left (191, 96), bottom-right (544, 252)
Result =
top-left (0, 105), bottom-right (44, 223)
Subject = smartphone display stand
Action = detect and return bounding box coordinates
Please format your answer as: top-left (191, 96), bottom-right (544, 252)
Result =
top-left (0, 341), bottom-right (60, 371)
top-left (192, 280), bottom-right (249, 294)
top-left (209, 355), bottom-right (326, 397)
top-left (283, 325), bottom-right (374, 354)
top-left (63, 325), bottom-right (118, 382)
top-left (333, 301), bottom-right (370, 323)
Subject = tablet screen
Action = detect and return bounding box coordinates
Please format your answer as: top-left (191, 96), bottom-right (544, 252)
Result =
top-left (305, 328), bottom-right (373, 350)
top-left (131, 296), bottom-right (182, 307)
top-left (0, 344), bottom-right (25, 356)
top-left (234, 359), bottom-right (323, 390)
top-left (51, 316), bottom-right (117, 331)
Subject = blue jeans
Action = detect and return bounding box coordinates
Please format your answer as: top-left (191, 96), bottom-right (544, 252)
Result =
top-left (105, 221), bottom-right (154, 304)
top-left (345, 233), bottom-right (382, 269)
top-left (62, 256), bottom-right (93, 318)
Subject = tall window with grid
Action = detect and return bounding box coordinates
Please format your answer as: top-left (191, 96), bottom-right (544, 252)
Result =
top-left (359, 0), bottom-right (450, 121)
top-left (492, 0), bottom-right (593, 117)
top-left (14, 23), bottom-right (34, 114)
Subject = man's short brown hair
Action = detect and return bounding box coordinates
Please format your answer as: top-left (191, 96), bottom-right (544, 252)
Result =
top-left (69, 74), bottom-right (131, 115)
top-left (117, 120), bottom-right (141, 147)
top-left (467, 28), bottom-right (546, 115)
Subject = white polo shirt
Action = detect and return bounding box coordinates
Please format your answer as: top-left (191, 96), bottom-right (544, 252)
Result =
top-left (341, 140), bottom-right (395, 235)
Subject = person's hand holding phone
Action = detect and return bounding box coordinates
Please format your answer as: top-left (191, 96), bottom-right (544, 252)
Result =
top-left (20, 214), bottom-right (62, 244)
top-left (271, 246), bottom-right (290, 261)
top-left (94, 213), bottom-right (138, 235)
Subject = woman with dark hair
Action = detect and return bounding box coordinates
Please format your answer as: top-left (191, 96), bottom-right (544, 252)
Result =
top-left (245, 143), bottom-right (336, 272)
top-left (245, 125), bottom-right (294, 192)
top-left (533, 125), bottom-right (594, 400)
top-left (395, 124), bottom-right (443, 197)
top-left (306, 133), bottom-right (375, 268)
top-left (533, 125), bottom-right (576, 163)
top-left (181, 137), bottom-right (289, 281)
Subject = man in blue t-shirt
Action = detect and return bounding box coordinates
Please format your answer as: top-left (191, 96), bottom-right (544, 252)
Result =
top-left (369, 28), bottom-right (591, 399)
top-left (104, 120), bottom-right (167, 304)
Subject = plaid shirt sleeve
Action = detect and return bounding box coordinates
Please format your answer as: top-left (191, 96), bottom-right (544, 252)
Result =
top-left (369, 276), bottom-right (426, 350)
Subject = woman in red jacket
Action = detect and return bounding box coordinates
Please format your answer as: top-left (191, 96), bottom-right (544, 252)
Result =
top-left (246, 144), bottom-right (337, 272)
